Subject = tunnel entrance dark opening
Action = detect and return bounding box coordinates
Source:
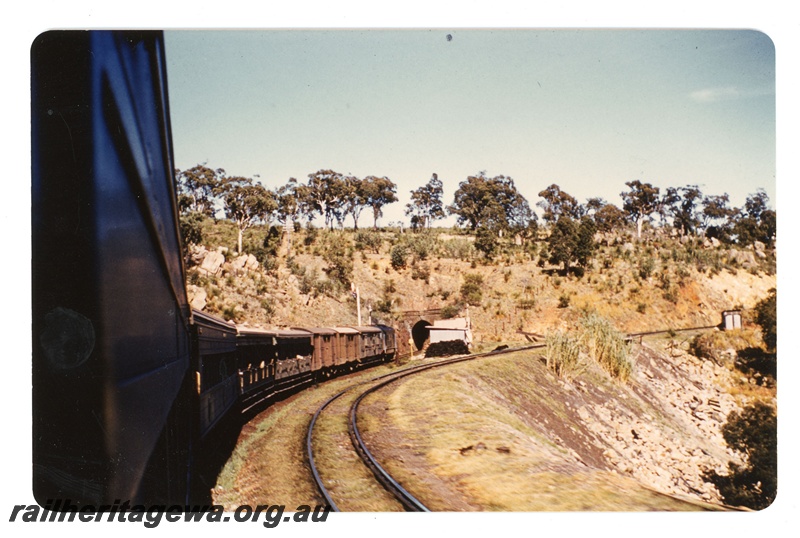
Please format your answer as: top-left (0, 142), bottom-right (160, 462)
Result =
top-left (411, 320), bottom-right (431, 350)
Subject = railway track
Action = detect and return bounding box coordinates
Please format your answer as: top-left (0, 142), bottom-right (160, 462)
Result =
top-left (306, 323), bottom-right (721, 511)
top-left (306, 343), bottom-right (545, 511)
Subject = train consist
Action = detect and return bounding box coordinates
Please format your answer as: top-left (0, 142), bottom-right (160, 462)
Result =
top-left (198, 316), bottom-right (397, 438)
top-left (32, 30), bottom-right (395, 507)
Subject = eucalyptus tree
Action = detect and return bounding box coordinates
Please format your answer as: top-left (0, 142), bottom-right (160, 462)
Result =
top-left (361, 175), bottom-right (398, 229)
top-left (547, 215), bottom-right (597, 274)
top-left (405, 173), bottom-right (445, 230)
top-left (449, 172), bottom-right (533, 233)
top-left (175, 164), bottom-right (224, 217)
top-left (668, 184), bottom-right (704, 236)
top-left (306, 169), bottom-right (348, 230)
top-left (548, 216), bottom-right (578, 274)
top-left (585, 197), bottom-right (626, 233)
top-left (575, 215), bottom-right (597, 268)
top-left (733, 189), bottom-right (776, 247)
top-left (701, 193), bottom-right (735, 240)
top-left (621, 180), bottom-right (660, 239)
top-left (658, 187), bottom-right (681, 228)
top-left (341, 175), bottom-right (368, 230)
top-left (218, 176), bottom-right (278, 254)
top-left (276, 177), bottom-right (302, 228)
top-left (537, 184), bottom-right (583, 224)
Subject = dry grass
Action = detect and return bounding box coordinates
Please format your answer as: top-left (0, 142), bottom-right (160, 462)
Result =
top-left (309, 388), bottom-right (405, 511)
top-left (214, 363), bottom-right (401, 509)
top-left (361, 351), bottom-right (716, 511)
top-left (689, 328), bottom-right (763, 362)
top-left (579, 313), bottom-right (634, 382)
top-left (545, 331), bottom-right (584, 380)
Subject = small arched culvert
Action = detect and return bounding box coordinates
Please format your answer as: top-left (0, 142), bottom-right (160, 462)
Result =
top-left (411, 319), bottom-right (431, 351)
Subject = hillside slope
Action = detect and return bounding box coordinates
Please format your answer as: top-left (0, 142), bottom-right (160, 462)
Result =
top-left (185, 226), bottom-right (775, 344)
top-left (197, 225), bottom-right (776, 510)
top-left (361, 336), bottom-right (761, 509)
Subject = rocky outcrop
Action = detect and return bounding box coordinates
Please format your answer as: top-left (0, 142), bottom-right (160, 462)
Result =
top-left (190, 245), bottom-right (227, 275)
top-left (566, 343), bottom-right (749, 503)
top-left (201, 250), bottom-right (226, 275)
top-left (727, 249), bottom-right (757, 269)
top-left (232, 253), bottom-right (259, 274)
top-left (187, 284), bottom-right (207, 310)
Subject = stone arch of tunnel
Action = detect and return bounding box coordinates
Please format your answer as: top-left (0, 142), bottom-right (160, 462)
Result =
top-left (411, 319), bottom-right (432, 350)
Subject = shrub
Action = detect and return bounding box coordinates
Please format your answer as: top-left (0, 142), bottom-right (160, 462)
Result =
top-left (663, 286), bottom-right (679, 304)
top-left (354, 229), bottom-right (382, 254)
top-left (390, 244), bottom-right (409, 270)
top-left (460, 274), bottom-right (484, 306)
top-left (441, 238), bottom-right (474, 260)
top-left (303, 222), bottom-right (318, 245)
top-left (405, 232), bottom-right (438, 260)
top-left (517, 299), bottom-right (536, 310)
top-left (221, 304), bottom-right (239, 322)
top-left (187, 270), bottom-right (204, 286)
top-left (179, 211), bottom-right (205, 249)
top-left (425, 339), bottom-right (469, 358)
top-left (254, 276), bottom-right (268, 295)
top-left (299, 270), bottom-right (317, 295)
top-left (263, 225), bottom-right (282, 257)
top-left (474, 227), bottom-right (498, 260)
top-left (411, 263), bottom-right (431, 283)
top-left (579, 314), bottom-right (633, 382)
top-left (374, 298), bottom-right (393, 314)
top-left (545, 331), bottom-right (582, 379)
top-left (689, 332), bottom-right (725, 363)
top-left (322, 240), bottom-right (353, 290)
top-left (558, 293), bottom-right (570, 308)
top-left (638, 256), bottom-right (655, 279)
top-left (440, 303), bottom-right (461, 319)
top-left (261, 256), bottom-right (278, 275)
top-left (383, 279), bottom-right (397, 294)
top-left (702, 402), bottom-right (777, 510)
top-left (286, 256), bottom-right (305, 278)
top-left (374, 279), bottom-right (398, 314)
top-left (754, 288), bottom-right (777, 351)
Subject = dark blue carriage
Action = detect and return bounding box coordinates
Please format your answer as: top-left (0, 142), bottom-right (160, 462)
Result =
top-left (32, 31), bottom-right (193, 505)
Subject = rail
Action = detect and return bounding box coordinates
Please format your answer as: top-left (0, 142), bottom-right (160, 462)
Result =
top-left (307, 323), bottom-right (720, 511)
top-left (307, 343), bottom-right (545, 511)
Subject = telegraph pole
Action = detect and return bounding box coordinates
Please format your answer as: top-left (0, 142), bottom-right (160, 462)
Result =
top-left (352, 282), bottom-right (362, 325)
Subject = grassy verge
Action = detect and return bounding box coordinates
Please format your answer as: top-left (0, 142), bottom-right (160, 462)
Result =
top-left (360, 351), bottom-right (716, 511)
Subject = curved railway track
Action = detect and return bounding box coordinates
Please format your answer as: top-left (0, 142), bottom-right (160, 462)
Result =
top-left (305, 323), bottom-right (722, 512)
top-left (306, 344), bottom-right (545, 511)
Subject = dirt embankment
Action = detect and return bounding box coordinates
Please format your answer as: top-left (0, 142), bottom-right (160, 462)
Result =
top-left (202, 230), bottom-right (776, 510)
top-left (217, 328), bottom-right (773, 511)
top-left (189, 234), bottom-right (776, 350)
top-left (356, 335), bottom-right (770, 511)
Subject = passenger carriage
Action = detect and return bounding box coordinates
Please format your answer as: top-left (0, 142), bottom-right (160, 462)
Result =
top-left (32, 29), bottom-right (401, 507)
top-left (192, 311), bottom-right (239, 438)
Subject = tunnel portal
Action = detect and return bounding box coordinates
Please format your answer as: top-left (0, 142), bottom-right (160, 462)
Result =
top-left (411, 319), bottom-right (431, 350)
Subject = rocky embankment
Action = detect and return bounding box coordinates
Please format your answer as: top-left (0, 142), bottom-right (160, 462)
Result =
top-left (576, 341), bottom-right (749, 503)
top-left (360, 332), bottom-right (771, 510)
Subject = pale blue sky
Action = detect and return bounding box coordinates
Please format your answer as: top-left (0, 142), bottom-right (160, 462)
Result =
top-left (165, 29), bottom-right (774, 226)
